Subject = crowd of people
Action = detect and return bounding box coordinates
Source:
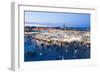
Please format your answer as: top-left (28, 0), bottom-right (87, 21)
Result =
top-left (24, 35), bottom-right (90, 61)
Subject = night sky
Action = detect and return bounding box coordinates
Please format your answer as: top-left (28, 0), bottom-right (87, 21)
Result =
top-left (24, 11), bottom-right (90, 28)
